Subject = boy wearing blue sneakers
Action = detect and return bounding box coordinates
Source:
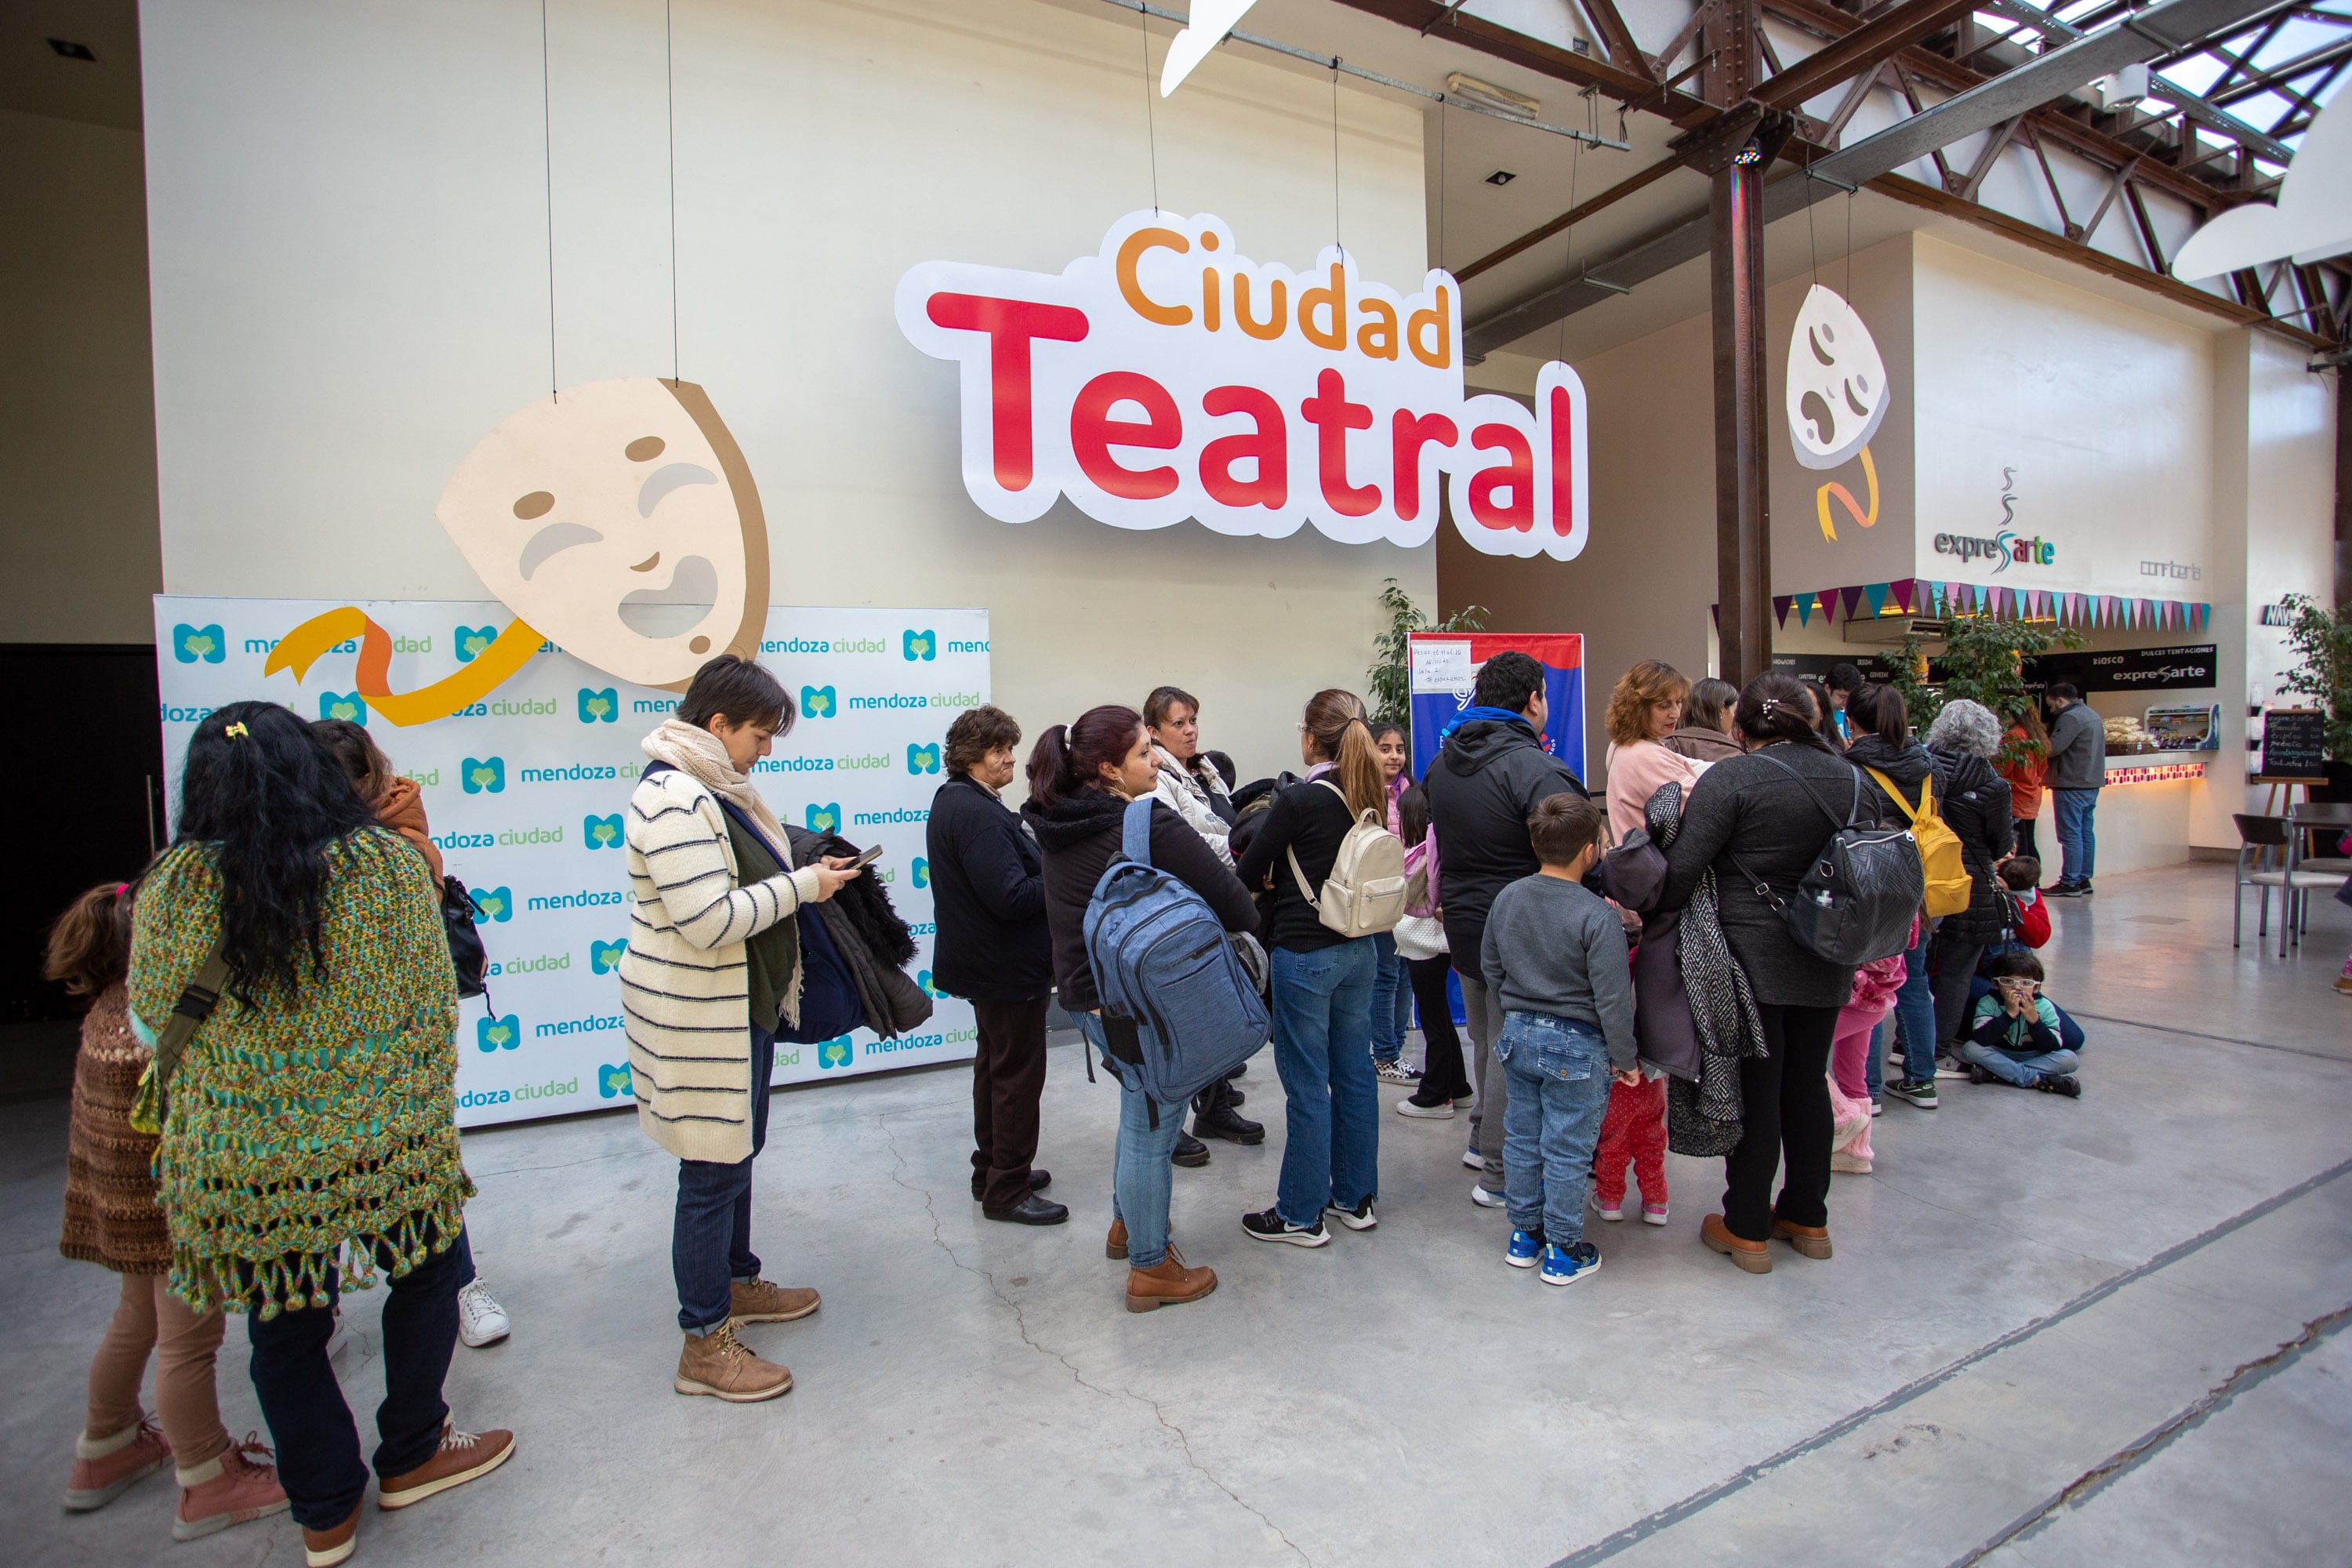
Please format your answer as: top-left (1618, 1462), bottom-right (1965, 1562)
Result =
top-left (1480, 793), bottom-right (1639, 1287)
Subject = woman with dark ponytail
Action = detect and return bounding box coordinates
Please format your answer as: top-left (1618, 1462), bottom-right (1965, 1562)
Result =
top-left (1654, 672), bottom-right (1865, 1276)
top-left (1023, 706), bottom-right (1259, 1312)
top-left (1232, 689), bottom-right (1389, 1246)
top-left (129, 702), bottom-right (510, 1563)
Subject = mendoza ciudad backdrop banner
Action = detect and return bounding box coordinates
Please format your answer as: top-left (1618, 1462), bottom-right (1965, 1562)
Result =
top-left (154, 597), bottom-right (988, 1127)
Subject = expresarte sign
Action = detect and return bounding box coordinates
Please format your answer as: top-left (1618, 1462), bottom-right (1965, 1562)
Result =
top-left (895, 211), bottom-right (1589, 560)
top-left (156, 597), bottom-right (986, 1129)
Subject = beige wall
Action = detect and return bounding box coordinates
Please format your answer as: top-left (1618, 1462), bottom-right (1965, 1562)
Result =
top-left (0, 106), bottom-right (162, 642)
top-left (138, 0), bottom-right (1434, 786)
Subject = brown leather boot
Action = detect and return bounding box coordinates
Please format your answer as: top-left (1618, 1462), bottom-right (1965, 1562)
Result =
top-left (1105, 1218), bottom-right (1128, 1261)
top-left (301, 1504), bottom-right (360, 1567)
top-left (1701, 1213), bottom-right (1772, 1274)
top-left (1126, 1249), bottom-right (1216, 1312)
top-left (674, 1321), bottom-right (793, 1402)
top-left (1770, 1218), bottom-right (1833, 1259)
top-left (377, 1421), bottom-right (514, 1509)
top-left (730, 1279), bottom-right (820, 1323)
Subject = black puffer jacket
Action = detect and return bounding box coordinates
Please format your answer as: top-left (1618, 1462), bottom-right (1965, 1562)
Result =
top-left (1424, 717), bottom-right (1585, 968)
top-left (784, 824), bottom-right (934, 1037)
top-left (1924, 747), bottom-right (2014, 944)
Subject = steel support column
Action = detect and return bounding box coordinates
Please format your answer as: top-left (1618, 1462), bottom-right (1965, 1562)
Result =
top-left (1711, 147), bottom-right (1773, 687)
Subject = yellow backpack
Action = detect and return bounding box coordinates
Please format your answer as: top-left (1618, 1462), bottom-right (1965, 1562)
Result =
top-left (1865, 768), bottom-right (1969, 917)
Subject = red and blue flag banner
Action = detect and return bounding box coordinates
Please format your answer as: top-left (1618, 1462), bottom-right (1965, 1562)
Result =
top-left (1404, 632), bottom-right (1587, 789)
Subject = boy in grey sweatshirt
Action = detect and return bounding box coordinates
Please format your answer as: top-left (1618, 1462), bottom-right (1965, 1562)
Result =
top-left (1479, 793), bottom-right (1638, 1286)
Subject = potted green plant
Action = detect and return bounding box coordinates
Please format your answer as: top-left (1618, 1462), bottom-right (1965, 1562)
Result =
top-left (1890, 614), bottom-right (2085, 769)
top-left (1367, 579), bottom-right (1486, 728)
top-left (2274, 593), bottom-right (2352, 765)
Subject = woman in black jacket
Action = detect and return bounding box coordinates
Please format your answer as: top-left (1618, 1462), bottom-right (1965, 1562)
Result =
top-left (1232, 689), bottom-right (1390, 1247)
top-left (927, 706), bottom-right (1062, 1227)
top-left (1657, 672), bottom-right (1863, 1273)
top-left (1845, 685), bottom-right (1946, 1109)
top-left (1022, 706), bottom-right (1258, 1313)
top-left (1920, 699), bottom-right (2015, 1058)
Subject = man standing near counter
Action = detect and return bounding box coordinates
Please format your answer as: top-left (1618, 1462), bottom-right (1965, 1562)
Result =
top-left (2044, 684), bottom-right (2105, 898)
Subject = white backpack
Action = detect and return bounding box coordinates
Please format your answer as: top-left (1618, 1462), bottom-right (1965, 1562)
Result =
top-left (1287, 780), bottom-right (1409, 938)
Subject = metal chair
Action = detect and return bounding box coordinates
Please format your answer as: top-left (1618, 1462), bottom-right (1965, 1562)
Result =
top-left (2234, 815), bottom-right (2317, 956)
top-left (2285, 801), bottom-right (2352, 938)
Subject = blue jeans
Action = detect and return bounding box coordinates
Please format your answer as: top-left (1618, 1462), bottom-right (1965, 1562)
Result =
top-left (673, 1023), bottom-right (775, 1333)
top-left (1077, 1013), bottom-right (1181, 1269)
top-left (1494, 1012), bottom-right (1613, 1247)
top-left (1958, 1038), bottom-right (2080, 1085)
top-left (244, 1219), bottom-right (462, 1529)
top-left (1369, 933), bottom-right (1413, 1062)
top-left (1865, 1018), bottom-right (1885, 1099)
top-left (1891, 922), bottom-right (1939, 1086)
top-left (2053, 787), bottom-right (2098, 885)
top-left (1269, 940), bottom-right (1380, 1227)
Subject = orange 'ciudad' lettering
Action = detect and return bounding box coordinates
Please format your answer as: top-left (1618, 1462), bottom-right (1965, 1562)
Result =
top-left (1116, 227), bottom-right (1192, 327)
top-left (1407, 285), bottom-right (1452, 369)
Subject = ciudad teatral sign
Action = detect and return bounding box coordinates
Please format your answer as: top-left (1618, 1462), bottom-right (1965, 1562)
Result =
top-left (896, 210), bottom-right (1588, 559)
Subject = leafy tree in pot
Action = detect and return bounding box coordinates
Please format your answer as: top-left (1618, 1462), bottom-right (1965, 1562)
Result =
top-left (1367, 578), bottom-right (1487, 728)
top-left (2274, 593), bottom-right (2352, 764)
top-left (1889, 615), bottom-right (2085, 771)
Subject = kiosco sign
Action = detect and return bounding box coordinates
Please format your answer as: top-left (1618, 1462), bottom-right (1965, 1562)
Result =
top-left (896, 211), bottom-right (1588, 559)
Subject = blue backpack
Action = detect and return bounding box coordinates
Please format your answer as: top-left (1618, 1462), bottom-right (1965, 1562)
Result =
top-left (1083, 798), bottom-right (1269, 1121)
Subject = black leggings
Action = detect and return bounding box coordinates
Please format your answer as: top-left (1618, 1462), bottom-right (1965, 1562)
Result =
top-left (1406, 955), bottom-right (1472, 1101)
top-left (1721, 1003), bottom-right (1839, 1243)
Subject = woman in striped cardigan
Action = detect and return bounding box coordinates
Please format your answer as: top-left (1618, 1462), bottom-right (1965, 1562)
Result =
top-left (620, 656), bottom-right (861, 1405)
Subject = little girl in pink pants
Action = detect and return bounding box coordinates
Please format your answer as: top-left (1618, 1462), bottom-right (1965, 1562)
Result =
top-left (1829, 920), bottom-right (1915, 1173)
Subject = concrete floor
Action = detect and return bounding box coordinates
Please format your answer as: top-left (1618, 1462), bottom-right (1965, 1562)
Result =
top-left (5, 861), bottom-right (2348, 1567)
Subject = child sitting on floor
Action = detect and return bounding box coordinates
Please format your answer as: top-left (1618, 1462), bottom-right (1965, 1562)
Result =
top-left (1480, 793), bottom-right (1638, 1287)
top-left (1961, 949), bottom-right (2082, 1098)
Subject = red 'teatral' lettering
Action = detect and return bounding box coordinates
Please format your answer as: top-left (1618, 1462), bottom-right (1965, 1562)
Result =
top-left (1200, 386), bottom-right (1287, 509)
top-left (1299, 368), bottom-right (1379, 517)
top-left (1468, 422), bottom-right (1533, 532)
top-left (1548, 383), bottom-right (1575, 537)
top-left (924, 292), bottom-right (1091, 490)
top-left (1071, 372), bottom-right (1182, 499)
top-left (1389, 410), bottom-right (1457, 523)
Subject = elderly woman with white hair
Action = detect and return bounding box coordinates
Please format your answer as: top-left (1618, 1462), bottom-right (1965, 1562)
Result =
top-left (1921, 699), bottom-right (2014, 1062)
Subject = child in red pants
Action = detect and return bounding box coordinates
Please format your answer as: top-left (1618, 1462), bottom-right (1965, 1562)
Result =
top-left (1592, 1074), bottom-right (1668, 1225)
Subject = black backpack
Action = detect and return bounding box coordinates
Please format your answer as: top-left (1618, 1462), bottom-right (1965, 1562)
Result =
top-left (445, 876), bottom-right (490, 1000)
top-left (1729, 753), bottom-right (1922, 967)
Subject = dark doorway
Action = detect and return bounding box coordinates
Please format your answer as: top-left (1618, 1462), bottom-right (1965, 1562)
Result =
top-left (3, 644), bottom-right (162, 1022)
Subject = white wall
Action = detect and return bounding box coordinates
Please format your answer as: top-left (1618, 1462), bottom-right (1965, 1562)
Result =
top-left (138, 0), bottom-right (1434, 786)
top-left (0, 106), bottom-right (162, 642)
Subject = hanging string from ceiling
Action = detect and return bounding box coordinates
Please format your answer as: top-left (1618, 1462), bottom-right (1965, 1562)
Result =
top-left (1138, 4), bottom-right (1161, 216)
top-left (541, 0), bottom-right (558, 400)
top-left (666, 0), bottom-right (679, 383)
top-left (1331, 60), bottom-right (1343, 260)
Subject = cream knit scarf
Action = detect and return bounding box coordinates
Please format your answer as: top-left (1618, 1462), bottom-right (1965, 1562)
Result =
top-left (641, 719), bottom-right (792, 858)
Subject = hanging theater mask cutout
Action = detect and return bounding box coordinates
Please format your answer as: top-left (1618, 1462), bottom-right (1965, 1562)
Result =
top-left (266, 378), bottom-right (771, 720)
top-left (1785, 284), bottom-right (1889, 543)
top-left (896, 211), bottom-right (1590, 561)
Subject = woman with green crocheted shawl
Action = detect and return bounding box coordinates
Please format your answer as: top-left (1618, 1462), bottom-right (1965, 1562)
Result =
top-left (130, 702), bottom-right (510, 1551)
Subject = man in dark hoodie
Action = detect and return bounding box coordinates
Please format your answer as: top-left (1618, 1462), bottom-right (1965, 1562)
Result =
top-left (1423, 651), bottom-right (1586, 1203)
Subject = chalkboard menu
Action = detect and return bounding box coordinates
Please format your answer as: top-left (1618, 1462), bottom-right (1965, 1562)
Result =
top-left (2258, 709), bottom-right (2328, 782)
top-left (2024, 645), bottom-right (2217, 695)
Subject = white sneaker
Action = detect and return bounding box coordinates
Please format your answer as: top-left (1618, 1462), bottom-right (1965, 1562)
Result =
top-left (1461, 1148), bottom-right (1486, 1171)
top-left (1470, 1182), bottom-right (1507, 1208)
top-left (1396, 1096), bottom-right (1456, 1119)
top-left (456, 1279), bottom-right (510, 1348)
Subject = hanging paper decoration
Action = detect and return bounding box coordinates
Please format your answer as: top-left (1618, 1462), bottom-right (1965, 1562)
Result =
top-left (1773, 595), bottom-right (1794, 628)
top-left (1864, 583), bottom-right (1889, 618)
top-left (1788, 286), bottom-right (1890, 544)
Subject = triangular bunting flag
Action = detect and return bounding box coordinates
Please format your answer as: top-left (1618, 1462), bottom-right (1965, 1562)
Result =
top-left (1973, 584), bottom-right (1989, 614)
top-left (1795, 595), bottom-right (1813, 627)
top-left (1773, 595), bottom-right (1792, 629)
top-left (1864, 583), bottom-right (1889, 618)
top-left (1892, 579), bottom-right (1915, 614)
top-left (1842, 586), bottom-right (1866, 620)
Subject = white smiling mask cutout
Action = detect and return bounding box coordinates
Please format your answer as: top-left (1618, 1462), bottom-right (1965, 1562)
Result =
top-left (1785, 285), bottom-right (1889, 472)
top-left (437, 378), bottom-right (770, 691)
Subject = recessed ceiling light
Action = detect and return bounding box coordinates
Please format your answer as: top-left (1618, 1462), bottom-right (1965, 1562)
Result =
top-left (47, 38), bottom-right (97, 61)
top-left (1486, 170), bottom-right (1517, 186)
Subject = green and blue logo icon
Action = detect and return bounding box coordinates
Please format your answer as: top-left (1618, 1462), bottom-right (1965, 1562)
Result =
top-left (903, 629), bottom-right (936, 661)
top-left (320, 692), bottom-right (368, 724)
top-left (477, 1013), bottom-right (521, 1053)
top-left (172, 623), bottom-right (226, 664)
top-left (583, 813), bottom-right (624, 850)
top-left (462, 757), bottom-right (506, 794)
top-left (578, 687), bottom-right (617, 723)
top-left (815, 1035), bottom-right (855, 1070)
top-left (912, 856), bottom-right (931, 889)
top-left (907, 742), bottom-right (942, 775)
top-left (916, 970), bottom-right (946, 1000)
top-left (590, 938), bottom-right (627, 975)
top-left (806, 803), bottom-right (841, 833)
top-left (469, 886), bottom-right (514, 924)
top-left (454, 626), bottom-right (499, 662)
top-left (597, 1062), bottom-right (633, 1098)
top-left (801, 684), bottom-right (836, 718)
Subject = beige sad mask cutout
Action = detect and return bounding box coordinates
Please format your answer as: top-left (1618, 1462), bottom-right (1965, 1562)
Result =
top-left (436, 377), bottom-right (770, 690)
top-left (1785, 285), bottom-right (1889, 472)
